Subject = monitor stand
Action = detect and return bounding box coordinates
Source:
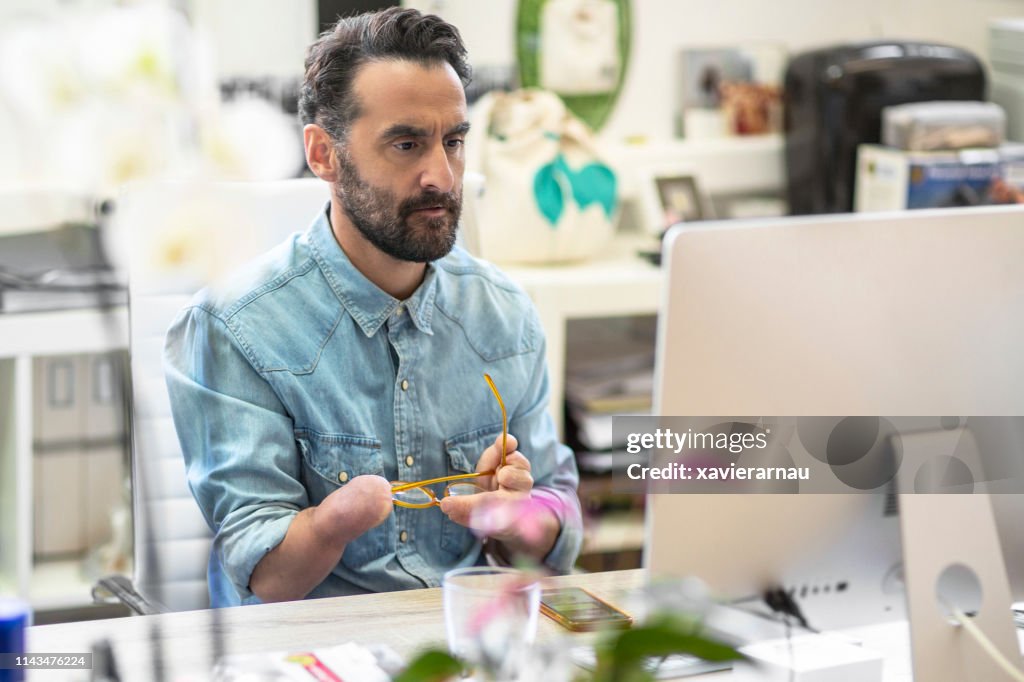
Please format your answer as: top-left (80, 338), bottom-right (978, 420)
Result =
top-left (898, 427), bottom-right (1021, 680)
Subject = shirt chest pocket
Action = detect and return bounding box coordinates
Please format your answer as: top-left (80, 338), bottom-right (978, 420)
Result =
top-left (295, 430), bottom-right (389, 566)
top-left (440, 424), bottom-right (502, 556)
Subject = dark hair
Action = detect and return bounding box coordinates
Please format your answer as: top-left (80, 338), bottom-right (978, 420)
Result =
top-left (299, 8), bottom-right (472, 142)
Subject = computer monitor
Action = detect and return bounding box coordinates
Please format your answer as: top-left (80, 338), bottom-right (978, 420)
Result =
top-left (643, 205), bottom-right (1024, 640)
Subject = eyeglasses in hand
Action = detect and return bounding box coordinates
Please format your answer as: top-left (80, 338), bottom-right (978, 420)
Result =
top-left (391, 373), bottom-right (508, 509)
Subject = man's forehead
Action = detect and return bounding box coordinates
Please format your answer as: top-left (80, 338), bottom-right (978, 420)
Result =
top-left (351, 59), bottom-right (467, 129)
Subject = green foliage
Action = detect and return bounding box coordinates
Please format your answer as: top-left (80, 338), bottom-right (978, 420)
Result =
top-left (590, 614), bottom-right (745, 682)
top-left (393, 649), bottom-right (464, 682)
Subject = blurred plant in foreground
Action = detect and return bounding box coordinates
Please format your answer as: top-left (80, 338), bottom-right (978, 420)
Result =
top-left (396, 608), bottom-right (743, 682)
top-left (392, 492), bottom-right (744, 681)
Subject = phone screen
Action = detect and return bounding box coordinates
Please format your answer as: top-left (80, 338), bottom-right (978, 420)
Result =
top-left (540, 587), bottom-right (632, 631)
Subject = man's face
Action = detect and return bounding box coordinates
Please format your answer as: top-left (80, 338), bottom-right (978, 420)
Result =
top-left (334, 59), bottom-right (468, 263)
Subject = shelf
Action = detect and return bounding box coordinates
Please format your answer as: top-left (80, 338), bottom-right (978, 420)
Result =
top-left (0, 306), bottom-right (129, 612)
top-left (583, 510), bottom-right (645, 555)
top-left (0, 358), bottom-right (18, 594)
top-left (0, 307), bottom-right (127, 357)
top-left (607, 134), bottom-right (785, 198)
top-left (503, 234), bottom-right (663, 438)
top-left (503, 232), bottom-right (661, 289)
top-left (29, 558), bottom-right (98, 611)
top-left (0, 187), bottom-right (94, 236)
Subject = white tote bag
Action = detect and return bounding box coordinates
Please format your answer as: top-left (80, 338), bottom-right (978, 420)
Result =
top-left (539, 0), bottom-right (620, 95)
top-left (466, 89), bottom-right (618, 264)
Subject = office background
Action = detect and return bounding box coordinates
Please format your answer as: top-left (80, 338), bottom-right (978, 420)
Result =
top-left (1, 0), bottom-right (1023, 628)
top-left (2, 0), bottom-right (1021, 142)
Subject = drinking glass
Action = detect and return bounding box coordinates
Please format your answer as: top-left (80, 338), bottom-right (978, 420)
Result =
top-left (442, 567), bottom-right (540, 681)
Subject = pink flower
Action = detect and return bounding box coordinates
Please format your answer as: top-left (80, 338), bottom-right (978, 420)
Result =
top-left (469, 491), bottom-right (570, 547)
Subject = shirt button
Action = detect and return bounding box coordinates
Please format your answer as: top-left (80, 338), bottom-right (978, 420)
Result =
top-left (401, 379), bottom-right (409, 391)
top-left (337, 471), bottom-right (349, 483)
top-left (399, 531), bottom-right (408, 543)
top-left (405, 455), bottom-right (414, 467)
top-left (395, 305), bottom-right (404, 317)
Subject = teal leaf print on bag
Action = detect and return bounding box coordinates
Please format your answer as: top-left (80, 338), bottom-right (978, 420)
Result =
top-left (533, 153), bottom-right (618, 228)
top-left (534, 160), bottom-right (565, 225)
top-left (568, 162), bottom-right (617, 219)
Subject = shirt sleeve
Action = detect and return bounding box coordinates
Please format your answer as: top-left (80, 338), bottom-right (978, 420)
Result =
top-left (164, 303), bottom-right (306, 603)
top-left (510, 313), bottom-right (584, 573)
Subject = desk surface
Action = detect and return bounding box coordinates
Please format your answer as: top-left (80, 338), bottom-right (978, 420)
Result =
top-left (33, 567), bottom-right (1012, 682)
top-left (27, 570), bottom-right (644, 681)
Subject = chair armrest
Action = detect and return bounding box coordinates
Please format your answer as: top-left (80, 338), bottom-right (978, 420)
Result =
top-left (92, 575), bottom-right (165, 615)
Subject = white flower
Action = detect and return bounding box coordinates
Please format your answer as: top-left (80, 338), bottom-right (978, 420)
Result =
top-left (201, 96), bottom-right (304, 181)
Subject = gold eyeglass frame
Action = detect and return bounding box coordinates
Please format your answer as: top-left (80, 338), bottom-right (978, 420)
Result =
top-left (390, 373), bottom-right (507, 509)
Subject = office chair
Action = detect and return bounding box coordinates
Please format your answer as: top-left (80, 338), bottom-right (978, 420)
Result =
top-left (93, 179), bottom-right (330, 613)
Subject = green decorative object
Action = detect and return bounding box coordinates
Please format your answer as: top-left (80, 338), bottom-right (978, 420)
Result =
top-left (516, 0), bottom-right (632, 133)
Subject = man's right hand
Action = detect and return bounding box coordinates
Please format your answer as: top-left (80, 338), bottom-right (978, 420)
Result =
top-left (314, 474), bottom-right (394, 545)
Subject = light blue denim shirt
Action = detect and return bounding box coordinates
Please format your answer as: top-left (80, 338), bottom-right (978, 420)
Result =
top-left (164, 206), bottom-right (583, 607)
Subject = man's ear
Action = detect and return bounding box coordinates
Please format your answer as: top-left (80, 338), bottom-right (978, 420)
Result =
top-left (304, 124), bottom-right (340, 182)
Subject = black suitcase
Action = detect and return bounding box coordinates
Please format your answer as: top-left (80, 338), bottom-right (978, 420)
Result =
top-left (784, 42), bottom-right (986, 215)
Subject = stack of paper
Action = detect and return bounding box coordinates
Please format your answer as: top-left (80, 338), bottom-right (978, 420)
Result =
top-left (214, 642), bottom-right (403, 681)
top-left (564, 318), bottom-right (655, 471)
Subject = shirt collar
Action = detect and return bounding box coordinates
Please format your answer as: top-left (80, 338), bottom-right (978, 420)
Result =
top-left (308, 204), bottom-right (437, 337)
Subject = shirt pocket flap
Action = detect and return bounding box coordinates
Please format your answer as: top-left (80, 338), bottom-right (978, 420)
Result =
top-left (444, 423), bottom-right (503, 474)
top-left (295, 430), bottom-right (384, 486)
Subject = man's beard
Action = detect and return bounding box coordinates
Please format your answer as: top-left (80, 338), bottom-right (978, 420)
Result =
top-left (335, 150), bottom-right (462, 263)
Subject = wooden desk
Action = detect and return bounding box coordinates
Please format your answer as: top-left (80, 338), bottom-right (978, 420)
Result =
top-left (27, 570), bottom-right (643, 681)
top-left (31, 567), bottom-right (989, 682)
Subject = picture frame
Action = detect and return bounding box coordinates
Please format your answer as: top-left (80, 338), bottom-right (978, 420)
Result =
top-left (638, 165), bottom-right (713, 236)
top-left (676, 44), bottom-right (787, 138)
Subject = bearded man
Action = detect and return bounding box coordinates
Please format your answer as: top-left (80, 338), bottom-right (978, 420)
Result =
top-left (164, 7), bottom-right (582, 606)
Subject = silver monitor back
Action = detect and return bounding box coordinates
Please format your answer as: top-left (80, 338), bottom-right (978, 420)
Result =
top-left (644, 205), bottom-right (1024, 630)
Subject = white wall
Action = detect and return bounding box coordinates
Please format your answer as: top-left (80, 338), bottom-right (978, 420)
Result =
top-left (403, 0), bottom-right (517, 68)
top-left (19, 0), bottom-right (1016, 138)
top-left (408, 0), bottom-right (1024, 140)
top-left (188, 0), bottom-right (319, 79)
top-left (0, 0), bottom-right (112, 23)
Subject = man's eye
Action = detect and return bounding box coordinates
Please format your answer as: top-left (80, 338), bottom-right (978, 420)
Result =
top-left (446, 138), bottom-right (465, 148)
top-left (394, 141), bottom-right (417, 151)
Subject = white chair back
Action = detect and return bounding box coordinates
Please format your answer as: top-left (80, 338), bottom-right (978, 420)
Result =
top-left (113, 179), bottom-right (331, 611)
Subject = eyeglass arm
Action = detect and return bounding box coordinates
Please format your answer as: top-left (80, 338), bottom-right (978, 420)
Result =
top-left (391, 469), bottom-right (496, 494)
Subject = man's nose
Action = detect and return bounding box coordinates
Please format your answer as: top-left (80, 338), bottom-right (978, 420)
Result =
top-left (420, 143), bottom-right (455, 194)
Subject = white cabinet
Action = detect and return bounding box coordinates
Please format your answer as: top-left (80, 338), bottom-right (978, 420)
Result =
top-left (503, 234), bottom-right (664, 438)
top-left (0, 307), bottom-right (129, 610)
top-left (503, 236), bottom-right (663, 566)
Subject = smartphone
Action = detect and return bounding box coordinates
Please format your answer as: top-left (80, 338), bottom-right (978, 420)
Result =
top-left (540, 587), bottom-right (633, 632)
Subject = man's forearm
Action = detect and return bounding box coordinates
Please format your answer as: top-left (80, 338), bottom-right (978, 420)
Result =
top-left (248, 475), bottom-right (393, 602)
top-left (249, 505), bottom-right (349, 603)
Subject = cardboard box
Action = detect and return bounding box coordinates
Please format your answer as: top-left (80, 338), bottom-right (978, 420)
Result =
top-left (854, 143), bottom-right (1024, 212)
top-left (33, 449), bottom-right (85, 557)
top-left (32, 355), bottom-right (81, 446)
